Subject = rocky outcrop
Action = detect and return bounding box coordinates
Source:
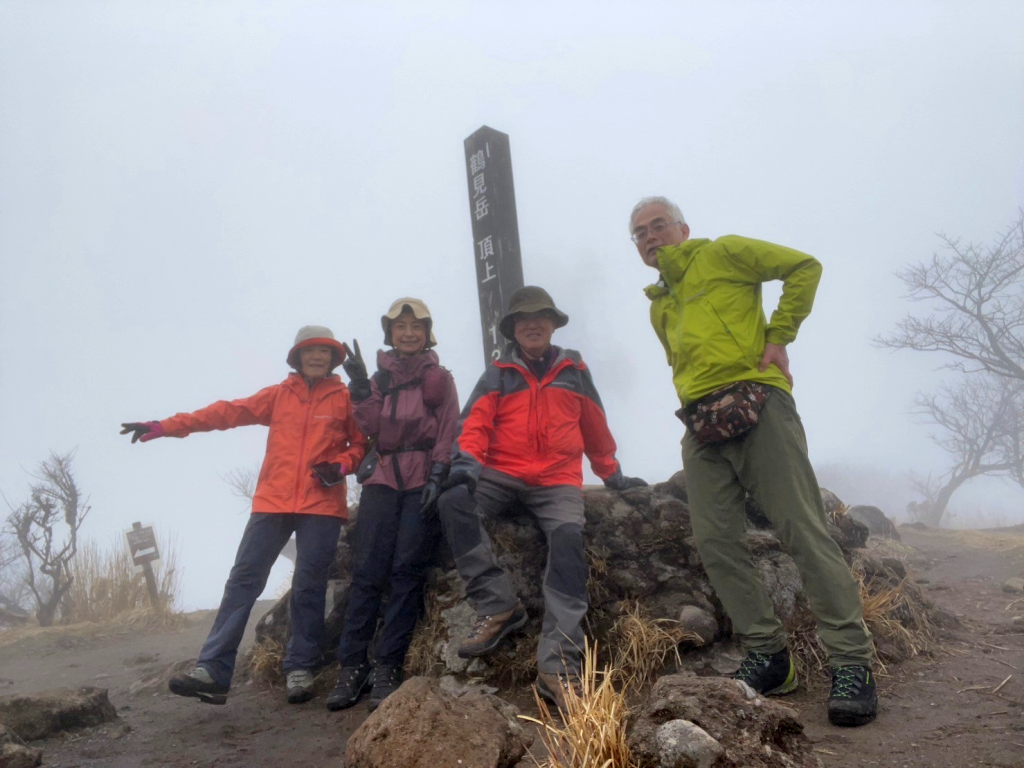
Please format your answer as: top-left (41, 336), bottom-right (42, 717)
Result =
top-left (248, 471), bottom-right (928, 681)
top-left (0, 687), bottom-right (117, 742)
top-left (344, 676), bottom-right (529, 768)
top-left (846, 505), bottom-right (901, 541)
top-left (627, 675), bottom-right (821, 768)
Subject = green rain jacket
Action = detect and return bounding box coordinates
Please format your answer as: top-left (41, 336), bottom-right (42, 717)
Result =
top-left (644, 235), bottom-right (822, 406)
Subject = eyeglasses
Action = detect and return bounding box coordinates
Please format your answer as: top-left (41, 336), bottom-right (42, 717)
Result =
top-left (631, 219), bottom-right (680, 244)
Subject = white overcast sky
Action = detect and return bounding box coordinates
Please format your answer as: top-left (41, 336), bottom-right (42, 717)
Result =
top-left (2, 1), bottom-right (1023, 610)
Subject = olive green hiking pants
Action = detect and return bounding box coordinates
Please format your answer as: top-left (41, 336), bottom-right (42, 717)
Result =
top-left (682, 388), bottom-right (874, 667)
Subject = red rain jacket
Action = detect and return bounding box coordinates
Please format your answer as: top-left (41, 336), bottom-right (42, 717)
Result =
top-left (160, 373), bottom-right (367, 519)
top-left (451, 346), bottom-right (621, 488)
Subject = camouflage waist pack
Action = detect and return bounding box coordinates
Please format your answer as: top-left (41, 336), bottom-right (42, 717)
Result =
top-left (676, 382), bottom-right (772, 446)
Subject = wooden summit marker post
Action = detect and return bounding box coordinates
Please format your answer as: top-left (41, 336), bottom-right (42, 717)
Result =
top-left (126, 521), bottom-right (161, 609)
top-left (464, 126), bottom-right (525, 367)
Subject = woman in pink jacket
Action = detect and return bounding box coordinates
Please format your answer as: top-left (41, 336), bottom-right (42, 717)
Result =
top-left (326, 298), bottom-right (459, 712)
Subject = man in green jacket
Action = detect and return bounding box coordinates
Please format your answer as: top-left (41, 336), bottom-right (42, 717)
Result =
top-left (629, 196), bottom-right (877, 727)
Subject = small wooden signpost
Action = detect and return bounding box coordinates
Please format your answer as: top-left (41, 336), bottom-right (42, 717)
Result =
top-left (126, 521), bottom-right (161, 609)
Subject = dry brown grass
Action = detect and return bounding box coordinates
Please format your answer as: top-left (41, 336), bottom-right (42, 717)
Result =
top-left (405, 590), bottom-right (448, 676)
top-left (485, 633), bottom-right (538, 686)
top-left (855, 563), bottom-right (936, 670)
top-left (586, 548), bottom-right (611, 605)
top-left (945, 529), bottom-right (1024, 555)
top-left (65, 533), bottom-right (182, 624)
top-left (608, 600), bottom-right (700, 692)
top-left (245, 637), bottom-right (286, 685)
top-left (520, 641), bottom-right (637, 768)
top-left (788, 554), bottom-right (936, 679)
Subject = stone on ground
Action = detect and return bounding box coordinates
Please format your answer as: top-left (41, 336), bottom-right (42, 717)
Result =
top-left (846, 505), bottom-right (901, 541)
top-left (628, 675), bottom-right (821, 768)
top-left (0, 725), bottom-right (42, 768)
top-left (0, 687), bottom-right (117, 742)
top-left (344, 676), bottom-right (529, 768)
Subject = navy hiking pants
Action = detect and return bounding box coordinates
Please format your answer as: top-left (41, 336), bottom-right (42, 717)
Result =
top-left (336, 484), bottom-right (440, 669)
top-left (197, 512), bottom-right (342, 688)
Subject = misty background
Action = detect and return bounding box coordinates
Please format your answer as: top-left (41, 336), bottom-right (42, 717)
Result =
top-left (2, 2), bottom-right (1023, 611)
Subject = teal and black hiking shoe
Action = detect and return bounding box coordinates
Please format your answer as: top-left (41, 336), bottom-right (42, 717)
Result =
top-left (731, 648), bottom-right (798, 696)
top-left (828, 665), bottom-right (877, 727)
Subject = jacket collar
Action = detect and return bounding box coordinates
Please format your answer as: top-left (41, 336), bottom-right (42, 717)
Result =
top-left (497, 345), bottom-right (580, 383)
top-left (376, 348), bottom-right (439, 381)
top-left (645, 239), bottom-right (709, 298)
top-left (284, 371), bottom-right (343, 399)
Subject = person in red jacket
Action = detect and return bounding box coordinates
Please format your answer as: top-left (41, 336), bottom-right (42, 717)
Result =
top-left (437, 286), bottom-right (646, 712)
top-left (325, 298), bottom-right (460, 712)
top-left (120, 326), bottom-right (367, 706)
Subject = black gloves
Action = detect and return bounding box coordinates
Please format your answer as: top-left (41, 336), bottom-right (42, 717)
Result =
top-left (341, 340), bottom-right (371, 402)
top-left (442, 468), bottom-right (477, 496)
top-left (604, 470), bottom-right (648, 491)
top-left (119, 421), bottom-right (164, 444)
top-left (311, 462), bottom-right (345, 487)
top-left (419, 462), bottom-right (449, 519)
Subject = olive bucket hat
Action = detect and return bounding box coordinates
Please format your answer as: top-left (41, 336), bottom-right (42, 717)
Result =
top-left (498, 286), bottom-right (569, 340)
top-left (286, 325), bottom-right (347, 370)
top-left (380, 297), bottom-right (438, 347)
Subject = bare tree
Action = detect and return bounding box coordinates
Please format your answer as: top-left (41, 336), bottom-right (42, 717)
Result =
top-left (877, 212), bottom-right (1024, 380)
top-left (878, 214), bottom-right (1024, 524)
top-left (221, 466), bottom-right (259, 504)
top-left (221, 464), bottom-right (362, 510)
top-left (5, 450), bottom-right (91, 626)
top-left (907, 377), bottom-right (1024, 525)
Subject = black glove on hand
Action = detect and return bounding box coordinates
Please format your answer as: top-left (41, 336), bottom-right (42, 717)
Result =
top-left (341, 340), bottom-right (372, 401)
top-left (119, 421), bottom-right (163, 444)
top-left (604, 470), bottom-right (648, 491)
top-left (442, 468), bottom-right (477, 496)
top-left (311, 462), bottom-right (345, 487)
top-left (419, 462), bottom-right (449, 519)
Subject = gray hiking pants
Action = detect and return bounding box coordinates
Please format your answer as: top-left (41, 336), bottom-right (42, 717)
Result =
top-left (682, 388), bottom-right (875, 667)
top-left (437, 468), bottom-right (588, 675)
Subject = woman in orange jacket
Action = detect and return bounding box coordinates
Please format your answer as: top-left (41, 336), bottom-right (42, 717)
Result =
top-left (120, 326), bottom-right (367, 706)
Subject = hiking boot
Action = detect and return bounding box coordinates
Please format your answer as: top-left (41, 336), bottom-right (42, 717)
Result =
top-left (828, 665), bottom-right (877, 727)
top-left (368, 665), bottom-right (403, 711)
top-left (535, 671), bottom-right (583, 714)
top-left (286, 669), bottom-right (315, 704)
top-left (457, 602), bottom-right (528, 658)
top-left (168, 666), bottom-right (229, 705)
top-left (731, 648), bottom-right (798, 696)
top-left (325, 662), bottom-right (371, 711)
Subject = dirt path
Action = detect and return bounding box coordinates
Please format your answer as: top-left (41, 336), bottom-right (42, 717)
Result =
top-left (791, 527), bottom-right (1024, 768)
top-left (2, 529), bottom-right (1022, 767)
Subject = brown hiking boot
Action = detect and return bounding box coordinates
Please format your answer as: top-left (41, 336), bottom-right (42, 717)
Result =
top-left (535, 671), bottom-right (583, 714)
top-left (457, 602), bottom-right (528, 658)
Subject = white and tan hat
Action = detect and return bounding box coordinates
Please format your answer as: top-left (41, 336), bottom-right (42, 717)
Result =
top-left (380, 297), bottom-right (438, 347)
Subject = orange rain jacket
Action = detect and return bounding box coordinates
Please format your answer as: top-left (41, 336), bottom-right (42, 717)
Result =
top-left (451, 346), bottom-right (621, 488)
top-left (160, 373), bottom-right (367, 519)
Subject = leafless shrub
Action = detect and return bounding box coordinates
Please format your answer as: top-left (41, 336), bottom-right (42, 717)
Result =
top-left (4, 450), bottom-right (90, 626)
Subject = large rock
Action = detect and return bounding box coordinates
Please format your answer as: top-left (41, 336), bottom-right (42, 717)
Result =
top-left (627, 675), bottom-right (821, 768)
top-left (0, 725), bottom-right (42, 768)
top-left (344, 676), bottom-right (528, 768)
top-left (846, 505), bottom-right (901, 541)
top-left (0, 687), bottom-right (117, 742)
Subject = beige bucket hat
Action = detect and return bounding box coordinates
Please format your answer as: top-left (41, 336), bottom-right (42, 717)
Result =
top-left (381, 297), bottom-right (438, 347)
top-left (498, 286), bottom-right (569, 340)
top-left (286, 325), bottom-right (346, 370)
